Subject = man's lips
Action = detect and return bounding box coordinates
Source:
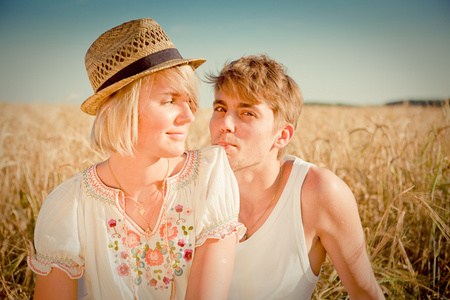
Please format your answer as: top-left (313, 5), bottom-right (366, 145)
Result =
top-left (215, 141), bottom-right (237, 151)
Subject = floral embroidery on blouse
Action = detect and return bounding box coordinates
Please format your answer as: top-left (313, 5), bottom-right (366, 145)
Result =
top-left (80, 150), bottom-right (202, 291)
top-left (107, 204), bottom-right (195, 291)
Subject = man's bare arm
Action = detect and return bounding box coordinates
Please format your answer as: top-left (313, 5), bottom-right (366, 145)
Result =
top-left (305, 167), bottom-right (384, 299)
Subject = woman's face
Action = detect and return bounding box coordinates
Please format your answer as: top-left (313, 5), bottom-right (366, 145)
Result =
top-left (135, 74), bottom-right (195, 159)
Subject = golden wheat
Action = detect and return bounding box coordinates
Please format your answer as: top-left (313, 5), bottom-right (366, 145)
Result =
top-left (1, 102), bottom-right (448, 299)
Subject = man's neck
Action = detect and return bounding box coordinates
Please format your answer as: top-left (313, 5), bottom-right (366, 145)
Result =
top-left (234, 158), bottom-right (283, 211)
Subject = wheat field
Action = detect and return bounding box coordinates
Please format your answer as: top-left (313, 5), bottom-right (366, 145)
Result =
top-left (1, 102), bottom-right (449, 299)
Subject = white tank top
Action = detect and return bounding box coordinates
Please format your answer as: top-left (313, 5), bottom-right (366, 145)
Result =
top-left (228, 156), bottom-right (319, 300)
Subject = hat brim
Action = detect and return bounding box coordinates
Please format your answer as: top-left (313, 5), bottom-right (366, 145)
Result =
top-left (80, 58), bottom-right (206, 115)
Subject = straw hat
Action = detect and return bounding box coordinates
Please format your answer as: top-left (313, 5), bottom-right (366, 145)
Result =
top-left (81, 18), bottom-right (206, 115)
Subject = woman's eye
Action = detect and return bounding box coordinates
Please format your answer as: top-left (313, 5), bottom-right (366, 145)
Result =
top-left (163, 98), bottom-right (175, 105)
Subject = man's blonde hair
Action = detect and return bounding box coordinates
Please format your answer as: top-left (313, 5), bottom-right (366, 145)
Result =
top-left (91, 64), bottom-right (199, 156)
top-left (207, 55), bottom-right (303, 156)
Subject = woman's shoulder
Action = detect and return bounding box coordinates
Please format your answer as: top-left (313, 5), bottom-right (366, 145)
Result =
top-left (41, 165), bottom-right (96, 209)
top-left (35, 171), bottom-right (85, 227)
top-left (191, 145), bottom-right (226, 164)
top-left (179, 146), bottom-right (225, 175)
top-left (48, 171), bottom-right (84, 198)
top-left (177, 146), bottom-right (230, 184)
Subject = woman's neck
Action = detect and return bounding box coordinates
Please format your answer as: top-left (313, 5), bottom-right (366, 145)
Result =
top-left (101, 152), bottom-right (169, 200)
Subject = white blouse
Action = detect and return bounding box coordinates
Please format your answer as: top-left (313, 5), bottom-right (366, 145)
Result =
top-left (28, 146), bottom-right (244, 299)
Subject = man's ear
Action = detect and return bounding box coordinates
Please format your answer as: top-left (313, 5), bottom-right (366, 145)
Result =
top-left (274, 123), bottom-right (294, 149)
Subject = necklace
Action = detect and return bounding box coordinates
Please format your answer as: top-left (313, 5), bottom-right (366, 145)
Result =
top-left (108, 158), bottom-right (170, 237)
top-left (241, 165), bottom-right (283, 241)
top-left (110, 160), bottom-right (174, 300)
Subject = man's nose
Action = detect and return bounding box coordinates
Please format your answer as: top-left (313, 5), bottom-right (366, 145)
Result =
top-left (220, 112), bottom-right (236, 133)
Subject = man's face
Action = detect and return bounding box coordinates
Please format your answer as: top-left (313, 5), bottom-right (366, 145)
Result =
top-left (209, 89), bottom-right (280, 171)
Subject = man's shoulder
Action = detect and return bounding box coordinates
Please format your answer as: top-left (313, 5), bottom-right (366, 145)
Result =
top-left (282, 156), bottom-right (355, 209)
top-left (302, 165), bottom-right (354, 209)
top-left (282, 155), bottom-right (338, 201)
top-left (301, 165), bottom-right (359, 236)
top-left (305, 165), bottom-right (341, 189)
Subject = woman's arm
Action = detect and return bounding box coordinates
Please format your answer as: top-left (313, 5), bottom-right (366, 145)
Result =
top-left (34, 268), bottom-right (78, 300)
top-left (185, 233), bottom-right (238, 300)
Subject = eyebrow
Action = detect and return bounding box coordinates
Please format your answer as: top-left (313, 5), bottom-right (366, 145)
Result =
top-left (161, 90), bottom-right (182, 97)
top-left (213, 99), bottom-right (226, 106)
top-left (161, 87), bottom-right (181, 95)
top-left (159, 83), bottom-right (184, 96)
top-left (213, 99), bottom-right (255, 109)
top-left (237, 102), bottom-right (254, 109)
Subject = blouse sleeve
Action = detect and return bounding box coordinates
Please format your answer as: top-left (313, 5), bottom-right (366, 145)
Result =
top-left (194, 146), bottom-right (246, 247)
top-left (27, 174), bottom-right (85, 279)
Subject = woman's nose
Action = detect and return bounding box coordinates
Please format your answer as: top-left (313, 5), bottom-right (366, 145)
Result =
top-left (177, 101), bottom-right (195, 125)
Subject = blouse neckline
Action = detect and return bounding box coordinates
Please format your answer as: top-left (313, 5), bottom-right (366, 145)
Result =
top-left (82, 149), bottom-right (200, 239)
top-left (84, 149), bottom-right (200, 205)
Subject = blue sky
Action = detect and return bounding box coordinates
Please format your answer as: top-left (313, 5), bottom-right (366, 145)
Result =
top-left (1, 0), bottom-right (449, 107)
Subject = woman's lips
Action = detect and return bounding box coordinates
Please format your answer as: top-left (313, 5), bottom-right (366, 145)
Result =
top-left (166, 132), bottom-right (187, 141)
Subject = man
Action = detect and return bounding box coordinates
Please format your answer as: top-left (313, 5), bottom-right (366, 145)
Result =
top-left (208, 55), bottom-right (384, 299)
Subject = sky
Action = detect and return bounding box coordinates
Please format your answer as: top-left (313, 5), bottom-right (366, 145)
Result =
top-left (1, 0), bottom-right (449, 107)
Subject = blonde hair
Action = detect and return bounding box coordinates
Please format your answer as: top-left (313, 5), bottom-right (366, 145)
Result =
top-left (91, 64), bottom-right (199, 156)
top-left (207, 55), bottom-right (303, 156)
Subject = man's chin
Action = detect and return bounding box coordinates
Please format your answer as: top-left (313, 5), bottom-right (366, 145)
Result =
top-left (215, 145), bottom-right (243, 171)
top-left (231, 164), bottom-right (248, 172)
top-left (228, 159), bottom-right (245, 172)
top-left (222, 153), bottom-right (238, 171)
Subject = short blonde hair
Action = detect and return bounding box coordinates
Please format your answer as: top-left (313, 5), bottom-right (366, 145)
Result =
top-left (207, 55), bottom-right (303, 156)
top-left (91, 64), bottom-right (199, 156)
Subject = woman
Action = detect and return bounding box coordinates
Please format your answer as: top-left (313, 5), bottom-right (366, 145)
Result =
top-left (27, 18), bottom-right (244, 299)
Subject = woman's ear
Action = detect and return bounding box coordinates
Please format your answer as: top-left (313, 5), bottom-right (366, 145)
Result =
top-left (274, 123), bottom-right (294, 149)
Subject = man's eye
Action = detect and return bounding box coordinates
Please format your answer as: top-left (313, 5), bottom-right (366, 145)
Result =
top-left (214, 106), bottom-right (226, 112)
top-left (243, 111), bottom-right (256, 117)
